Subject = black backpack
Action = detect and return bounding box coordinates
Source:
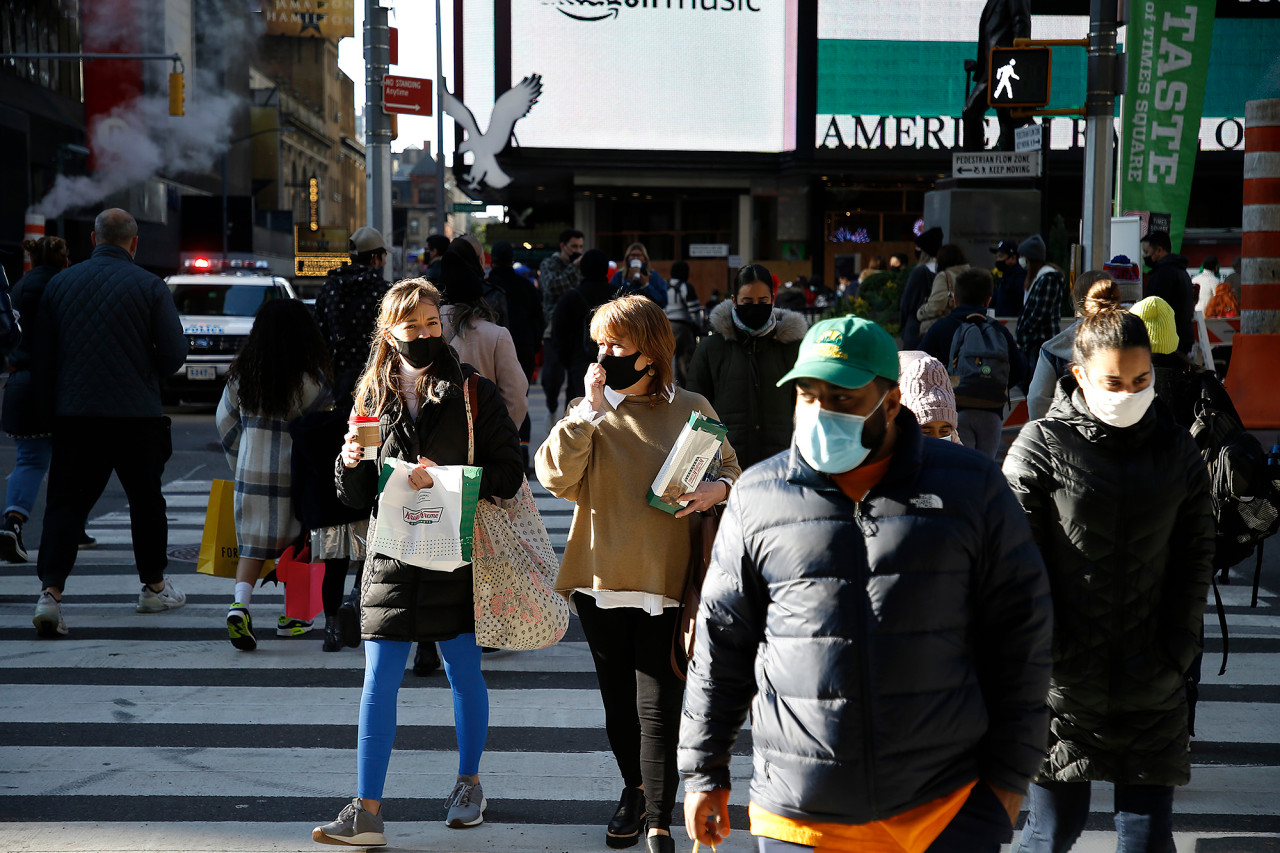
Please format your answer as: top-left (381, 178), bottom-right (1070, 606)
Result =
top-left (947, 314), bottom-right (1011, 408)
top-left (1190, 381), bottom-right (1280, 566)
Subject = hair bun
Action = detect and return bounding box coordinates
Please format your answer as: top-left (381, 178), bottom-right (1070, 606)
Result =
top-left (1080, 279), bottom-right (1123, 317)
top-left (21, 238), bottom-right (38, 253)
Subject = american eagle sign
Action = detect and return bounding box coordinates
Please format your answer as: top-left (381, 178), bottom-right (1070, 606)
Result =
top-left (443, 74), bottom-right (543, 197)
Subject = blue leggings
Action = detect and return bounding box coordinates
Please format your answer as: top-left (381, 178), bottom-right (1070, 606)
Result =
top-left (357, 636), bottom-right (488, 801)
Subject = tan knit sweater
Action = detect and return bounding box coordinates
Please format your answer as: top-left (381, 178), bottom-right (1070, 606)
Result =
top-left (535, 387), bottom-right (741, 601)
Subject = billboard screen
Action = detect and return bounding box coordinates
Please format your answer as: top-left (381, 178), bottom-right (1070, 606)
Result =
top-left (461, 0), bottom-right (796, 153)
top-left (816, 1), bottom-right (1280, 153)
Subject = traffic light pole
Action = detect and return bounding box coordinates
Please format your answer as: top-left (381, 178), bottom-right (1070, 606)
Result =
top-left (434, 0), bottom-right (446, 234)
top-left (364, 0), bottom-right (394, 282)
top-left (1081, 0), bottom-right (1122, 270)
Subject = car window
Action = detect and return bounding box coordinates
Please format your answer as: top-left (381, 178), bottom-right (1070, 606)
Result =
top-left (170, 284), bottom-right (277, 317)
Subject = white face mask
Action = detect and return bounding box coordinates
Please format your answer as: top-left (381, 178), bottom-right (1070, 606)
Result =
top-left (1018, 257), bottom-right (1029, 270)
top-left (1080, 379), bottom-right (1156, 428)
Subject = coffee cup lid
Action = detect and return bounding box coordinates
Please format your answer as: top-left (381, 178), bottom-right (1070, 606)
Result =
top-left (349, 416), bottom-right (379, 424)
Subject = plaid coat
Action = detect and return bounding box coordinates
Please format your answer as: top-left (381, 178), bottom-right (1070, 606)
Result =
top-left (217, 376), bottom-right (331, 560)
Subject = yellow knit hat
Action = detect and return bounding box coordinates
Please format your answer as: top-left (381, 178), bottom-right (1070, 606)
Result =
top-left (1130, 296), bottom-right (1179, 355)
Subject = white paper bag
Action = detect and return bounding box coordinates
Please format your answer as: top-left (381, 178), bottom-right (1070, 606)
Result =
top-left (367, 459), bottom-right (482, 571)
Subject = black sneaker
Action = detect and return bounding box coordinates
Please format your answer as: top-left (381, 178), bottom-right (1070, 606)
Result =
top-left (77, 532), bottom-right (97, 550)
top-left (0, 515), bottom-right (28, 563)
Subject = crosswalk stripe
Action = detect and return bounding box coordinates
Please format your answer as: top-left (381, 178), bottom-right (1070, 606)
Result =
top-left (6, 389), bottom-right (1280, 851)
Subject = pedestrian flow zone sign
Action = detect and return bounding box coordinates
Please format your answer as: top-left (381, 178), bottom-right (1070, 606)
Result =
top-left (987, 46), bottom-right (1052, 109)
top-left (952, 151), bottom-right (1043, 179)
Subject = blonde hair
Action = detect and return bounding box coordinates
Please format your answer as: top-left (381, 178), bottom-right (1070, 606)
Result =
top-left (353, 278), bottom-right (448, 417)
top-left (589, 295), bottom-right (675, 403)
top-left (622, 242), bottom-right (651, 266)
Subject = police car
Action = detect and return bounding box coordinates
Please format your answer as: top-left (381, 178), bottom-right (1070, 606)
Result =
top-left (164, 259), bottom-right (298, 401)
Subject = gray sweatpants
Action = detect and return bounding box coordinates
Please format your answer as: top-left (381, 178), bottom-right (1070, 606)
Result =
top-left (958, 408), bottom-right (1004, 459)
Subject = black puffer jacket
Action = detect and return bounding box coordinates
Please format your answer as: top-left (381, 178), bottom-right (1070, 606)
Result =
top-left (336, 356), bottom-right (523, 642)
top-left (685, 301), bottom-right (806, 471)
top-left (1002, 376), bottom-right (1214, 786)
top-left (3, 264), bottom-right (60, 437)
top-left (36, 243), bottom-right (188, 418)
top-left (679, 412), bottom-right (1053, 823)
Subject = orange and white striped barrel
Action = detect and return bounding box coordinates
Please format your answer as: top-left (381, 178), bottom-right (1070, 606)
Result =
top-left (1226, 98), bottom-right (1280, 428)
top-left (22, 212), bottom-right (45, 274)
top-left (1242, 98), bottom-right (1280, 334)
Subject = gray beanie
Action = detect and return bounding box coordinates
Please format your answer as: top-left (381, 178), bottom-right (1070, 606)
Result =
top-left (1018, 234), bottom-right (1046, 262)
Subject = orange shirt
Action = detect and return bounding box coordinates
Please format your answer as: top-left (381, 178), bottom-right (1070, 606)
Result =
top-left (749, 783), bottom-right (977, 853)
top-left (830, 453), bottom-right (893, 501)
top-left (754, 452), bottom-right (974, 851)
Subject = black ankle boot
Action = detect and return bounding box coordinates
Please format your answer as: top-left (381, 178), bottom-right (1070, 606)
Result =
top-left (606, 786), bottom-right (645, 848)
top-left (322, 618), bottom-right (342, 652)
top-left (645, 833), bottom-right (674, 853)
top-left (336, 592), bottom-right (361, 648)
top-left (412, 642), bottom-right (440, 676)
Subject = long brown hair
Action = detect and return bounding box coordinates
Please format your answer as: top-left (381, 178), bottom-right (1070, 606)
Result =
top-left (353, 278), bottom-right (449, 417)
top-left (589, 295), bottom-right (675, 404)
top-left (227, 299), bottom-right (331, 419)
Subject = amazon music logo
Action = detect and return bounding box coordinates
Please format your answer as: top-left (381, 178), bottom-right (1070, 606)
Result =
top-left (542, 0), bottom-right (761, 23)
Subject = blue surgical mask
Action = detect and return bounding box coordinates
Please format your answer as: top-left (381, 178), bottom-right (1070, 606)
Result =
top-left (794, 394), bottom-right (886, 474)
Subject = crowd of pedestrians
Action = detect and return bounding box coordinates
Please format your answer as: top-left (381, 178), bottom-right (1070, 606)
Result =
top-left (1, 208), bottom-right (1246, 851)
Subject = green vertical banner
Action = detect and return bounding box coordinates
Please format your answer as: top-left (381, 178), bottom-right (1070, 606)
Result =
top-left (1118, 0), bottom-right (1216, 252)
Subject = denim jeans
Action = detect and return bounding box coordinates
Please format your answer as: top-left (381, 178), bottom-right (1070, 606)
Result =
top-left (5, 436), bottom-right (53, 519)
top-left (1018, 780), bottom-right (1175, 853)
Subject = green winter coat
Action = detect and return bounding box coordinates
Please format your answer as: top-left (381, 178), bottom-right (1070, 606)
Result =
top-left (686, 302), bottom-right (807, 471)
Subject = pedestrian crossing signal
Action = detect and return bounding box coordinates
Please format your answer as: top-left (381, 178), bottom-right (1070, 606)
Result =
top-left (987, 47), bottom-right (1052, 109)
top-left (169, 72), bottom-right (185, 116)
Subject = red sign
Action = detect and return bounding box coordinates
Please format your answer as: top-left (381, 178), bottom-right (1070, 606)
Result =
top-left (383, 75), bottom-right (432, 116)
top-left (389, 27), bottom-right (398, 66)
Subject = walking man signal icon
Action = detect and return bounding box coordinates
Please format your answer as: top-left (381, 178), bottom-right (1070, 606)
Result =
top-left (986, 46), bottom-right (1052, 109)
top-left (994, 58), bottom-right (1019, 100)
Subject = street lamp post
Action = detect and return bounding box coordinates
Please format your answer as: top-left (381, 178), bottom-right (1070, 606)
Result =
top-left (221, 126), bottom-right (295, 260)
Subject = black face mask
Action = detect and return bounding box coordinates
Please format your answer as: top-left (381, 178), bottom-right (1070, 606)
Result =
top-left (597, 351), bottom-right (650, 390)
top-left (1143, 255), bottom-right (1155, 271)
top-left (393, 335), bottom-right (448, 369)
top-left (734, 302), bottom-right (773, 330)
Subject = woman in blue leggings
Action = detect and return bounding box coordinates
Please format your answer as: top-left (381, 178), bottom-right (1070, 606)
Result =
top-left (310, 279), bottom-right (525, 846)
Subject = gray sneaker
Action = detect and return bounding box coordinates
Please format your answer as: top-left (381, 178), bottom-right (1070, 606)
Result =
top-left (311, 797), bottom-right (386, 847)
top-left (137, 577), bottom-right (187, 613)
top-left (33, 591), bottom-right (68, 638)
top-left (444, 776), bottom-right (486, 828)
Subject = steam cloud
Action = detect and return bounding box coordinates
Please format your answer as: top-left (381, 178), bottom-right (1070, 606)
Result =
top-left (34, 2), bottom-right (260, 220)
top-left (35, 85), bottom-right (240, 219)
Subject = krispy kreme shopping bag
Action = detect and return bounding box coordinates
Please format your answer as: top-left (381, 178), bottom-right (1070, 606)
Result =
top-left (367, 458), bottom-right (482, 571)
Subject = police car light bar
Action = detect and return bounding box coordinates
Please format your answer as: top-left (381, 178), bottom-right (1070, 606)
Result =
top-left (182, 258), bottom-right (271, 272)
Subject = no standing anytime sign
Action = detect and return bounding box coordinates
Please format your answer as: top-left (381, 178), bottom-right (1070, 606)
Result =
top-left (383, 75), bottom-right (433, 116)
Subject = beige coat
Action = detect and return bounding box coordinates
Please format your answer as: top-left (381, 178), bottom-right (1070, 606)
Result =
top-left (917, 264), bottom-right (971, 335)
top-left (535, 388), bottom-right (740, 601)
top-left (441, 304), bottom-right (529, 428)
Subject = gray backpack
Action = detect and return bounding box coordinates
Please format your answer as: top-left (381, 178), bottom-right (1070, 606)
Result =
top-left (948, 314), bottom-right (1011, 408)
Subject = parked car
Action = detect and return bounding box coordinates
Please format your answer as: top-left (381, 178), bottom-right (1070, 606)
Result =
top-left (164, 270), bottom-right (298, 403)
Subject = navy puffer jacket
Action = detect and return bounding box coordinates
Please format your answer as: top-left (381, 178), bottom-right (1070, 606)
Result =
top-left (679, 411), bottom-right (1053, 824)
top-left (36, 243), bottom-right (187, 418)
top-left (1002, 376), bottom-right (1213, 786)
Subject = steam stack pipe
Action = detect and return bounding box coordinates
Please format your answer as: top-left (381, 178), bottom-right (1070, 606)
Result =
top-left (23, 213), bottom-right (46, 273)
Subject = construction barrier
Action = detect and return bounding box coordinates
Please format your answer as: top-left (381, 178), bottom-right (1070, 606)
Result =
top-left (22, 212), bottom-right (44, 274)
top-left (1225, 98), bottom-right (1280, 429)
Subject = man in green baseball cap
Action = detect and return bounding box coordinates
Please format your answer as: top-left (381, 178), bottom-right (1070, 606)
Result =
top-left (775, 316), bottom-right (903, 476)
top-left (682, 314), bottom-right (1051, 850)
